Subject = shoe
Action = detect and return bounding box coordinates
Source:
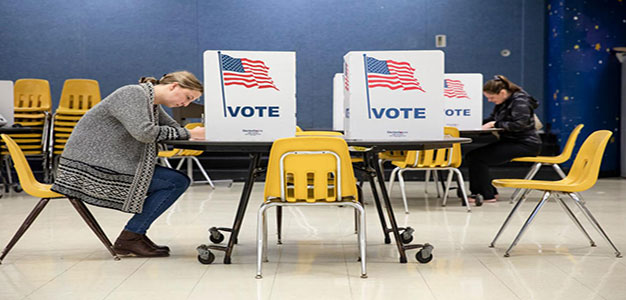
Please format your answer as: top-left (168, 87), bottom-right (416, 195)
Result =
top-left (113, 230), bottom-right (169, 257)
top-left (142, 234), bottom-right (170, 252)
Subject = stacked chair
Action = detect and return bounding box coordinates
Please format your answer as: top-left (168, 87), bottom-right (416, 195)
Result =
top-left (490, 130), bottom-right (621, 258)
top-left (388, 127), bottom-right (471, 213)
top-left (49, 79), bottom-right (101, 172)
top-left (2, 79), bottom-right (53, 187)
top-left (158, 123), bottom-right (215, 188)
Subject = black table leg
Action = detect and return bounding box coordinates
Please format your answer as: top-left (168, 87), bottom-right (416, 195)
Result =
top-left (205, 152), bottom-right (262, 264)
top-left (366, 152), bottom-right (408, 263)
top-left (361, 153), bottom-right (391, 244)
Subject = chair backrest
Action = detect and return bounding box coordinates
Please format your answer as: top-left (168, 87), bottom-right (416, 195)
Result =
top-left (58, 79), bottom-right (101, 111)
top-left (402, 126), bottom-right (462, 168)
top-left (564, 130), bottom-right (612, 192)
top-left (264, 136), bottom-right (357, 203)
top-left (295, 126), bottom-right (303, 132)
top-left (555, 124), bottom-right (584, 162)
top-left (1, 134), bottom-right (43, 196)
top-left (14, 79), bottom-right (52, 112)
top-left (295, 130), bottom-right (342, 137)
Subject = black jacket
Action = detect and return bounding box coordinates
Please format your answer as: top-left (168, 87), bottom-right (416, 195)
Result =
top-left (483, 90), bottom-right (541, 145)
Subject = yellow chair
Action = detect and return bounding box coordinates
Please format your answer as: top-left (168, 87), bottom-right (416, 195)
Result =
top-left (255, 136), bottom-right (366, 279)
top-left (0, 134), bottom-right (119, 263)
top-left (508, 124), bottom-right (585, 203)
top-left (388, 127), bottom-right (470, 213)
top-left (55, 79), bottom-right (101, 115)
top-left (158, 123), bottom-right (214, 188)
top-left (489, 130), bottom-right (621, 258)
top-left (13, 79), bottom-right (52, 113)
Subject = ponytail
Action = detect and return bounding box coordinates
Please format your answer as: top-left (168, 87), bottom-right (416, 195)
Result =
top-left (483, 75), bottom-right (521, 94)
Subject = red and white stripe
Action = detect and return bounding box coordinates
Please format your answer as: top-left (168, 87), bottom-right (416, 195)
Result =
top-left (444, 79), bottom-right (469, 99)
top-left (223, 58), bottom-right (278, 90)
top-left (368, 60), bottom-right (425, 92)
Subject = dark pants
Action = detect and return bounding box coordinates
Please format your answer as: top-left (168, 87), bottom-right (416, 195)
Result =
top-left (465, 140), bottom-right (541, 199)
top-left (124, 165), bottom-right (191, 234)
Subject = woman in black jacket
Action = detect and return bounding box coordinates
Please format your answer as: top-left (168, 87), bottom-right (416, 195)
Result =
top-left (465, 75), bottom-right (541, 204)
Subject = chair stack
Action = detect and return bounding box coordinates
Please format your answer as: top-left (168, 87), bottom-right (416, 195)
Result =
top-left (50, 79), bottom-right (101, 168)
top-left (2, 79), bottom-right (53, 186)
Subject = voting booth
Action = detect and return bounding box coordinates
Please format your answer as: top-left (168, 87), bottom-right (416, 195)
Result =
top-left (203, 50), bottom-right (296, 141)
top-left (343, 50), bottom-right (445, 140)
top-left (0, 80), bottom-right (14, 127)
top-left (443, 73), bottom-right (483, 130)
top-left (332, 73), bottom-right (344, 131)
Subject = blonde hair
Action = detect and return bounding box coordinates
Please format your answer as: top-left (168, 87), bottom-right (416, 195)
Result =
top-left (483, 75), bottom-right (521, 94)
top-left (139, 71), bottom-right (203, 93)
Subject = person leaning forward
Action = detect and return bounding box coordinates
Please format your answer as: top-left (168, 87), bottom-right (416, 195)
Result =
top-left (51, 71), bottom-right (205, 257)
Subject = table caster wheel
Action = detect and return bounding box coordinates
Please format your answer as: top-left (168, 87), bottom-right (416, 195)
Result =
top-left (475, 194), bottom-right (483, 207)
top-left (13, 184), bottom-right (22, 193)
top-left (209, 227), bottom-right (224, 244)
top-left (401, 227), bottom-right (414, 244)
top-left (416, 244), bottom-right (434, 263)
top-left (196, 244), bottom-right (215, 264)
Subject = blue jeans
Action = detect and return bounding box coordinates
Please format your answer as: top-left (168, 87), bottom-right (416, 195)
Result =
top-left (125, 165), bottom-right (190, 234)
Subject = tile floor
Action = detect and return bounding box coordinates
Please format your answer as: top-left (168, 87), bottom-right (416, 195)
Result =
top-left (1, 178), bottom-right (625, 300)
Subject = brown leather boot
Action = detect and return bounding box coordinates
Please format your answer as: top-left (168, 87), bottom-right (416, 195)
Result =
top-left (113, 230), bottom-right (169, 257)
top-left (142, 234), bottom-right (170, 252)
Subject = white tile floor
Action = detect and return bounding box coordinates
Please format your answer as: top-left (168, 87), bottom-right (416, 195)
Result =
top-left (1, 178), bottom-right (626, 300)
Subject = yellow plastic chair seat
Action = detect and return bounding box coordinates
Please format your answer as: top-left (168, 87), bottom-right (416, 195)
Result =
top-left (158, 149), bottom-right (181, 158)
top-left (492, 178), bottom-right (581, 193)
top-left (512, 155), bottom-right (567, 164)
top-left (9, 133), bottom-right (42, 138)
top-left (14, 113), bottom-right (46, 119)
top-left (15, 107), bottom-right (49, 113)
top-left (55, 108), bottom-right (89, 115)
top-left (54, 127), bottom-right (74, 133)
top-left (12, 139), bottom-right (42, 143)
top-left (15, 121), bottom-right (44, 126)
top-left (54, 114), bottom-right (83, 121)
top-left (53, 120), bottom-right (79, 127)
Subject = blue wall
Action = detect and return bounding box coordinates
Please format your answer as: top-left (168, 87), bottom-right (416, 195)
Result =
top-left (546, 0), bottom-right (625, 172)
top-left (1, 0), bottom-right (544, 129)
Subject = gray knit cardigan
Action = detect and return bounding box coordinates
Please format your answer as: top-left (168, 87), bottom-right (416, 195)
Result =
top-left (51, 83), bottom-right (190, 213)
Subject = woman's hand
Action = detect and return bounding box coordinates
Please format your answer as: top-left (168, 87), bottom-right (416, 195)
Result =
top-left (482, 121), bottom-right (496, 130)
top-left (188, 126), bottom-right (205, 140)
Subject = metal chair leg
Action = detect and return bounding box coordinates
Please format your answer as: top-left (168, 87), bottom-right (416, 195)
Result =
top-left (504, 191), bottom-right (551, 257)
top-left (490, 189), bottom-right (531, 247)
top-left (398, 169), bottom-right (409, 214)
top-left (276, 206), bottom-right (283, 244)
top-left (568, 193), bottom-right (622, 257)
top-left (441, 169), bottom-right (454, 207)
top-left (510, 162), bottom-right (542, 203)
top-left (0, 198), bottom-right (50, 264)
top-left (452, 168), bottom-right (471, 212)
top-left (387, 167), bottom-right (399, 196)
top-left (192, 156), bottom-right (215, 188)
top-left (68, 198), bottom-right (119, 260)
top-left (424, 170), bottom-right (430, 194)
top-left (554, 194), bottom-right (595, 247)
top-left (256, 203), bottom-right (269, 279)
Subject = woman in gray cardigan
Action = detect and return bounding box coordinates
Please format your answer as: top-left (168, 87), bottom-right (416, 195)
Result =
top-left (51, 71), bottom-right (205, 257)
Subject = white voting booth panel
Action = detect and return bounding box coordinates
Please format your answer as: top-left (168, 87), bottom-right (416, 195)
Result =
top-left (343, 50), bottom-right (445, 140)
top-left (203, 50), bottom-right (296, 141)
top-left (0, 80), bottom-right (14, 127)
top-left (443, 73), bottom-right (483, 130)
top-left (332, 73), bottom-right (344, 131)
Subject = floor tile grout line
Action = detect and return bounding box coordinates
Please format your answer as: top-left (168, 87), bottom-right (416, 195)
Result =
top-left (101, 258), bottom-right (150, 300)
top-left (544, 255), bottom-right (610, 300)
top-left (476, 256), bottom-right (523, 300)
top-left (24, 250), bottom-right (97, 298)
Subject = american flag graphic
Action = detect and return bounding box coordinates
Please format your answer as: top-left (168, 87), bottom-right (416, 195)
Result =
top-left (343, 62), bottom-right (350, 92)
top-left (444, 79), bottom-right (469, 99)
top-left (221, 54), bottom-right (278, 90)
top-left (366, 56), bottom-right (425, 92)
